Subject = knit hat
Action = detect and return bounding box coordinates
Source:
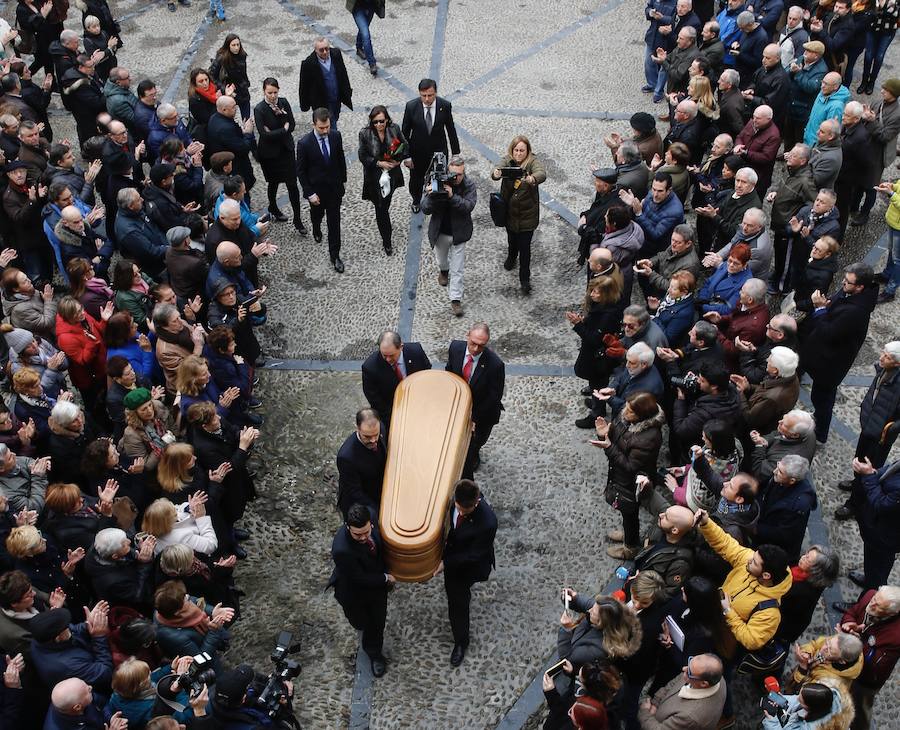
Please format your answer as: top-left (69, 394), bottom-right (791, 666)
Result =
top-left (629, 112), bottom-right (656, 134)
top-left (29, 608), bottom-right (72, 643)
top-left (123, 387), bottom-right (152, 411)
top-left (166, 226), bottom-right (191, 246)
top-left (883, 78), bottom-right (900, 98)
top-left (3, 160), bottom-right (26, 173)
top-left (210, 151), bottom-right (234, 173)
top-left (149, 162), bottom-right (175, 186)
top-left (215, 664), bottom-right (255, 706)
top-left (3, 327), bottom-right (34, 354)
top-left (803, 40), bottom-right (825, 55)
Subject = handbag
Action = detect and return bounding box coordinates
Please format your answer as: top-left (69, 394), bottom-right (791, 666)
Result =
top-left (489, 192), bottom-right (507, 227)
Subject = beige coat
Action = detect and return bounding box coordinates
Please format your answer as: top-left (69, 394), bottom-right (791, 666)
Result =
top-left (638, 674), bottom-right (726, 729)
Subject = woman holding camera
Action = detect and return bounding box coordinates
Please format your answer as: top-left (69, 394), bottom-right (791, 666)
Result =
top-left (358, 105), bottom-right (409, 256)
top-left (491, 135), bottom-right (547, 294)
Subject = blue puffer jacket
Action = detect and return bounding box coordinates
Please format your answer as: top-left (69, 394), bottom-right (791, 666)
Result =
top-left (697, 262), bottom-right (752, 314)
top-left (644, 0), bottom-right (678, 51)
top-left (146, 115), bottom-right (193, 163)
top-left (859, 365), bottom-right (900, 441)
top-left (803, 85), bottom-right (851, 145)
top-left (30, 622), bottom-right (113, 693)
top-left (652, 295), bottom-right (696, 346)
top-left (636, 191), bottom-right (684, 255)
top-left (717, 3), bottom-right (746, 65)
top-left (107, 338), bottom-right (157, 381)
top-left (114, 208), bottom-right (169, 278)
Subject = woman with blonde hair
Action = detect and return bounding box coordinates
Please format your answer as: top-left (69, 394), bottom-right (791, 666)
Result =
top-left (11, 366), bottom-right (62, 444)
top-left (6, 524), bottom-right (86, 600)
top-left (142, 494), bottom-right (217, 556)
top-left (176, 354), bottom-right (246, 426)
top-left (490, 135), bottom-right (547, 293)
top-left (119, 388), bottom-right (175, 473)
top-left (688, 75), bottom-right (719, 131)
top-left (106, 656), bottom-right (194, 727)
top-left (157, 442), bottom-right (230, 505)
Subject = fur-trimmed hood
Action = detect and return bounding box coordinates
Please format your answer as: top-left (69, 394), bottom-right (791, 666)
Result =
top-left (624, 405), bottom-right (667, 434)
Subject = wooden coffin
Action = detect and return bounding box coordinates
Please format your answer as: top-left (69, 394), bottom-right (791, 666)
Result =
top-left (380, 370), bottom-right (472, 582)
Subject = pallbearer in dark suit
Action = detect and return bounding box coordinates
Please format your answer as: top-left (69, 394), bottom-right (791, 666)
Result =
top-left (401, 78), bottom-right (461, 212)
top-left (433, 479), bottom-right (498, 666)
top-left (445, 323), bottom-right (506, 478)
top-left (329, 503), bottom-right (396, 677)
top-left (361, 330), bottom-right (432, 431)
top-left (336, 408), bottom-right (386, 518)
top-left (296, 107), bottom-right (348, 273)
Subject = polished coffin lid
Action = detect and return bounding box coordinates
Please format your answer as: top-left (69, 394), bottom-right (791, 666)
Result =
top-left (380, 370), bottom-right (472, 582)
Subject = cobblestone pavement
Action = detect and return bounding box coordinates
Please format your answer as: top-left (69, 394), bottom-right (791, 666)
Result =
top-left (14, 0), bottom-right (900, 726)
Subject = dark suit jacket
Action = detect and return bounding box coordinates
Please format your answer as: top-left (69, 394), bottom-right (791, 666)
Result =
top-left (443, 497), bottom-right (497, 583)
top-left (361, 342), bottom-right (432, 422)
top-left (205, 111), bottom-right (255, 189)
top-left (336, 429), bottom-right (386, 516)
top-left (445, 340), bottom-right (505, 427)
top-left (329, 518), bottom-right (388, 609)
top-left (298, 49), bottom-right (353, 112)
top-left (296, 130), bottom-right (347, 200)
top-left (401, 96), bottom-right (461, 167)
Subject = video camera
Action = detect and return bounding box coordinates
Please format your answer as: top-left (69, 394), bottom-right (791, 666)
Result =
top-left (670, 372), bottom-right (701, 397)
top-left (427, 152), bottom-right (454, 197)
top-left (254, 630), bottom-right (302, 720)
top-left (759, 676), bottom-right (790, 726)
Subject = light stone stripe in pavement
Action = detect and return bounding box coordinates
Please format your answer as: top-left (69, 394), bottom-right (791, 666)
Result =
top-left (118, 0), bottom-right (166, 24)
top-left (428, 0), bottom-right (450, 84)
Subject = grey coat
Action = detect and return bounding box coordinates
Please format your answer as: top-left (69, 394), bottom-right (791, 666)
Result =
top-left (0, 456), bottom-right (47, 512)
top-left (750, 430), bottom-right (818, 482)
top-left (421, 173), bottom-right (477, 246)
top-left (809, 138), bottom-right (843, 189)
top-left (646, 244), bottom-right (702, 293)
top-left (866, 97), bottom-right (900, 182)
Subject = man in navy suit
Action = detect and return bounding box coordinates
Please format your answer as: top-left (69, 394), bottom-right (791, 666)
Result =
top-left (433, 479), bottom-right (498, 666)
top-left (361, 330), bottom-right (432, 431)
top-left (445, 323), bottom-right (505, 478)
top-left (329, 503), bottom-right (395, 677)
top-left (336, 408), bottom-right (386, 518)
top-left (401, 78), bottom-right (460, 212)
top-left (296, 107), bottom-right (347, 272)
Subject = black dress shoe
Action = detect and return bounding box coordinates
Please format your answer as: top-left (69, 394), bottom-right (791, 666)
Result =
top-left (865, 81), bottom-right (876, 94)
top-left (411, 202), bottom-right (420, 214)
top-left (450, 642), bottom-right (467, 666)
top-left (837, 479), bottom-right (854, 492)
top-left (233, 545), bottom-right (248, 559)
top-left (333, 256), bottom-right (345, 273)
top-left (313, 227), bottom-right (323, 243)
top-left (268, 207), bottom-right (288, 222)
top-left (243, 411), bottom-right (263, 426)
top-left (521, 282), bottom-right (532, 295)
top-left (575, 414), bottom-right (596, 429)
top-left (383, 243), bottom-right (393, 256)
top-left (293, 217), bottom-right (308, 234)
top-left (580, 386), bottom-right (592, 396)
top-left (371, 655), bottom-right (387, 677)
top-left (834, 505), bottom-right (855, 520)
top-left (234, 528), bottom-right (251, 541)
top-left (832, 601), bottom-right (854, 614)
top-left (857, 82), bottom-right (868, 94)
top-left (503, 255), bottom-right (516, 271)
top-left (848, 570), bottom-right (867, 588)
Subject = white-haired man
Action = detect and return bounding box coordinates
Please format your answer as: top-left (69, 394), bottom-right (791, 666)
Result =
top-left (730, 345), bottom-right (800, 434)
top-left (755, 453), bottom-right (816, 562)
top-left (83, 527), bottom-right (156, 611)
top-left (749, 409), bottom-right (818, 481)
top-left (595, 342), bottom-right (664, 417)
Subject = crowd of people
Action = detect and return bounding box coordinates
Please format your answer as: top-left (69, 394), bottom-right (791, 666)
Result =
top-left (0, 0), bottom-right (891, 728)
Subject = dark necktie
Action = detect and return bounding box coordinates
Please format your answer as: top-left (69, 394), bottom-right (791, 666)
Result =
top-left (462, 354), bottom-right (474, 382)
top-left (365, 536), bottom-right (376, 555)
top-left (393, 362), bottom-right (403, 381)
top-left (319, 136), bottom-right (330, 162)
top-left (455, 512), bottom-right (464, 529)
top-left (425, 106), bottom-right (433, 133)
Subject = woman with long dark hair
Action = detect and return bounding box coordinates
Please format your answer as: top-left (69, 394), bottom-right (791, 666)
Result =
top-left (188, 68), bottom-right (234, 146)
top-left (66, 258), bottom-right (114, 321)
top-left (254, 77), bottom-right (306, 232)
top-left (358, 105), bottom-right (409, 255)
top-left (209, 34), bottom-right (251, 120)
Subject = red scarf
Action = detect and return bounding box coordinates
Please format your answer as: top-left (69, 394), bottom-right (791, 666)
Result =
top-left (195, 83), bottom-right (219, 105)
top-left (791, 566), bottom-right (809, 583)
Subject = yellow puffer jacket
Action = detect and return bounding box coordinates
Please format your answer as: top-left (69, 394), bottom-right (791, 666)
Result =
top-left (698, 519), bottom-right (793, 651)
top-left (790, 635), bottom-right (863, 687)
top-left (885, 179), bottom-right (900, 230)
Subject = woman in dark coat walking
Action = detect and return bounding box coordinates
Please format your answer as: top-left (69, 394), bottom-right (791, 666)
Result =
top-left (358, 105), bottom-right (409, 255)
top-left (491, 135), bottom-right (547, 294)
top-left (254, 77), bottom-right (305, 232)
top-left (567, 276), bottom-right (625, 428)
top-left (593, 392), bottom-right (666, 557)
top-left (209, 34), bottom-right (251, 120)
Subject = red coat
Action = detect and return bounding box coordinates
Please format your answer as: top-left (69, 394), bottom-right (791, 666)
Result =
top-left (735, 120), bottom-right (781, 193)
top-left (842, 590), bottom-right (900, 689)
top-left (55, 312), bottom-right (108, 390)
top-left (717, 303), bottom-right (770, 370)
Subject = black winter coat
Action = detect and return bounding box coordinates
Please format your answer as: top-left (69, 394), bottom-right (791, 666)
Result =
top-left (190, 422), bottom-right (254, 523)
top-left (776, 577), bottom-right (826, 644)
top-left (859, 365), bottom-right (900, 442)
top-left (602, 407), bottom-right (666, 507)
top-left (209, 54), bottom-right (250, 106)
top-left (298, 49), bottom-right (353, 112)
top-left (573, 302), bottom-right (623, 382)
top-left (253, 97), bottom-right (298, 184)
top-left (358, 123), bottom-right (408, 202)
top-left (794, 255), bottom-right (838, 313)
top-left (672, 386), bottom-right (745, 447)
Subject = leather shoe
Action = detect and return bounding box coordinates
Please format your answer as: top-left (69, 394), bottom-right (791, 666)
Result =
top-left (383, 243), bottom-right (393, 256)
top-left (234, 528), bottom-right (251, 541)
top-left (503, 255), bottom-right (516, 270)
top-left (832, 601), bottom-right (854, 614)
top-left (233, 545), bottom-right (248, 559)
top-left (333, 257), bottom-right (345, 273)
top-left (606, 544), bottom-right (637, 560)
top-left (580, 386), bottom-right (592, 396)
top-left (313, 227), bottom-right (323, 243)
top-left (834, 505), bottom-right (854, 520)
top-left (438, 270), bottom-right (449, 286)
top-left (411, 202), bottom-right (420, 214)
top-left (521, 282), bottom-right (532, 295)
top-left (837, 479), bottom-right (854, 492)
top-left (849, 570), bottom-right (867, 588)
top-left (371, 655), bottom-right (386, 677)
top-left (450, 642), bottom-right (467, 666)
top-left (607, 528), bottom-right (624, 542)
top-left (268, 207), bottom-right (288, 222)
top-left (450, 300), bottom-right (463, 317)
top-left (575, 414), bottom-right (595, 429)
top-left (293, 217), bottom-right (308, 234)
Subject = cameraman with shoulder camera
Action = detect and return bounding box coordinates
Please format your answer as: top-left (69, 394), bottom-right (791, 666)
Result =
top-left (209, 663), bottom-right (296, 729)
top-left (420, 154), bottom-right (477, 318)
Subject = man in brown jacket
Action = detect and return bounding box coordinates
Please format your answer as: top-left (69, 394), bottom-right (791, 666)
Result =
top-left (638, 653), bottom-right (726, 729)
top-left (731, 346), bottom-right (801, 435)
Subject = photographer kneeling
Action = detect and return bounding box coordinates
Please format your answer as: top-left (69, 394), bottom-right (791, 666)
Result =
top-left (421, 154), bottom-right (477, 317)
top-left (210, 663), bottom-right (297, 729)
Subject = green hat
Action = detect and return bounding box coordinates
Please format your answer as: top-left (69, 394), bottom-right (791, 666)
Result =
top-left (883, 78), bottom-right (900, 98)
top-left (123, 387), bottom-right (152, 411)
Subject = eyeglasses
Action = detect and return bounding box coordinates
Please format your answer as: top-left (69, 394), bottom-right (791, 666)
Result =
top-left (685, 657), bottom-right (700, 680)
top-left (372, 119), bottom-right (387, 124)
